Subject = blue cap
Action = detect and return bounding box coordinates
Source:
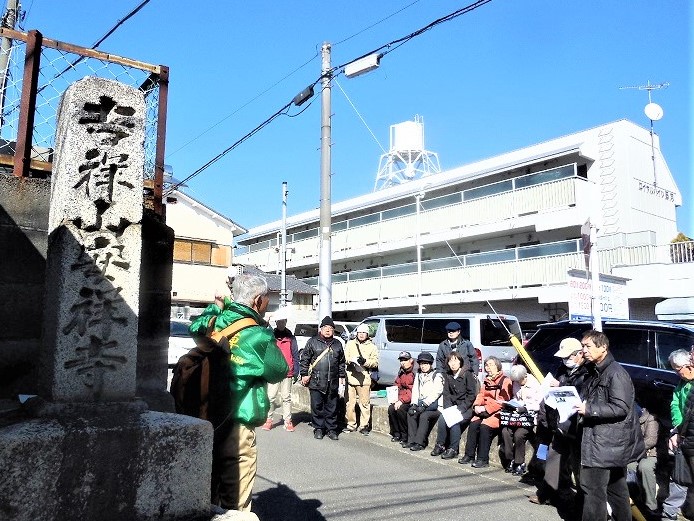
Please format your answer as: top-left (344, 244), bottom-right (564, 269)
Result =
top-left (445, 321), bottom-right (461, 331)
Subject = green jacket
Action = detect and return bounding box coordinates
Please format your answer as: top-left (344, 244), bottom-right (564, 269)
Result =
top-left (190, 298), bottom-right (289, 428)
top-left (671, 379), bottom-right (693, 428)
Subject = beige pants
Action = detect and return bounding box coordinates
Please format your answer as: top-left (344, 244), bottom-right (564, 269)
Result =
top-left (212, 422), bottom-right (257, 512)
top-left (346, 383), bottom-right (371, 430)
top-left (267, 377), bottom-right (293, 422)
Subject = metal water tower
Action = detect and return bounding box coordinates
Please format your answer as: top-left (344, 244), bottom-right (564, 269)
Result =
top-left (374, 115), bottom-right (441, 191)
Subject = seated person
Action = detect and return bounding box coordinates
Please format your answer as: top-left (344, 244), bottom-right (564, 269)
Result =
top-left (405, 351), bottom-right (444, 451)
top-left (388, 351), bottom-right (416, 443)
top-left (501, 364), bottom-right (542, 476)
top-left (626, 404), bottom-right (659, 516)
top-left (459, 356), bottom-right (513, 468)
top-left (430, 351), bottom-right (478, 459)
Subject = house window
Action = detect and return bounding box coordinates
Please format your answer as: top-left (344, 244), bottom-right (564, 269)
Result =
top-left (174, 239), bottom-right (230, 266)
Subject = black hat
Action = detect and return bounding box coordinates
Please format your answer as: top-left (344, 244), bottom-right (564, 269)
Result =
top-left (417, 351), bottom-right (434, 364)
top-left (445, 321), bottom-right (461, 331)
top-left (320, 316), bottom-right (335, 328)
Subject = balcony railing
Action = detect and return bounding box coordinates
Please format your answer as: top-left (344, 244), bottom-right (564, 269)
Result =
top-left (237, 175), bottom-right (587, 270)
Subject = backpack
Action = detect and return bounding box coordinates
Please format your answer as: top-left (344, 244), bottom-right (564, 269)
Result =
top-left (170, 316), bottom-right (256, 421)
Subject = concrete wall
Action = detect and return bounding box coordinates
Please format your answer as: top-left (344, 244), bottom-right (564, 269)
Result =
top-left (0, 174), bottom-right (175, 408)
top-left (0, 175), bottom-right (50, 398)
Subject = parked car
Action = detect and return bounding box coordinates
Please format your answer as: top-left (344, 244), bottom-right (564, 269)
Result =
top-left (357, 313), bottom-right (523, 385)
top-left (168, 318), bottom-right (194, 367)
top-left (519, 319), bottom-right (694, 423)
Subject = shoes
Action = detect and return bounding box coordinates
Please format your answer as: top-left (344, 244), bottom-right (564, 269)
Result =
top-left (430, 444), bottom-right (445, 457)
top-left (512, 463), bottom-right (526, 476)
top-left (410, 443), bottom-right (425, 451)
top-left (441, 448), bottom-right (459, 460)
top-left (401, 441), bottom-right (412, 448)
top-left (458, 455), bottom-right (473, 465)
top-left (505, 461), bottom-right (515, 473)
top-left (390, 435), bottom-right (401, 442)
top-left (313, 429), bottom-right (324, 440)
top-left (342, 427), bottom-right (356, 433)
top-left (262, 418), bottom-right (273, 431)
top-left (327, 430), bottom-right (339, 441)
top-left (471, 460), bottom-right (489, 468)
top-left (359, 428), bottom-right (370, 436)
top-left (659, 512), bottom-right (678, 520)
top-left (528, 495), bottom-right (551, 506)
top-left (283, 420), bottom-right (295, 432)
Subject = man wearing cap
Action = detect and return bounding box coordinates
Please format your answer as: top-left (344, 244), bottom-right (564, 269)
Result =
top-left (344, 323), bottom-right (379, 434)
top-left (436, 321), bottom-right (479, 376)
top-left (388, 351), bottom-right (415, 443)
top-left (299, 316), bottom-right (346, 440)
top-left (530, 337), bottom-right (590, 509)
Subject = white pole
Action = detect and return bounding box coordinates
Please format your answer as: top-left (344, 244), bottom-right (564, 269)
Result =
top-left (318, 42), bottom-right (332, 320)
top-left (416, 193), bottom-right (423, 314)
top-left (281, 181), bottom-right (288, 308)
top-left (590, 222), bottom-right (602, 331)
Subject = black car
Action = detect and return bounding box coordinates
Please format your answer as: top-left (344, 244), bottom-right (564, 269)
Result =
top-left (520, 320), bottom-right (694, 424)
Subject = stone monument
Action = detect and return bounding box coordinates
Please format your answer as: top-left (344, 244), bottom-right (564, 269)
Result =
top-left (0, 77), bottom-right (216, 521)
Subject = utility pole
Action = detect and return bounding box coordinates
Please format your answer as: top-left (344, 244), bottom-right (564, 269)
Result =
top-left (280, 181), bottom-right (288, 308)
top-left (318, 42), bottom-right (332, 320)
top-left (0, 0), bottom-right (19, 130)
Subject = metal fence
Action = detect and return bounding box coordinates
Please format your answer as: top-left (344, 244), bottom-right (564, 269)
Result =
top-left (0, 28), bottom-right (168, 213)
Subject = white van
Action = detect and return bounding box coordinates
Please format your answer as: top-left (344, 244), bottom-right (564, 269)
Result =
top-left (358, 314), bottom-right (522, 385)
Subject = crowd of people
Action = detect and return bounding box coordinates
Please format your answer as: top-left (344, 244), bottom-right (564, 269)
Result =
top-left (183, 278), bottom-right (694, 520)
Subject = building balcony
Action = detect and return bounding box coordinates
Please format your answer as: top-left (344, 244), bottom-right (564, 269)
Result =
top-left (319, 239), bottom-right (694, 312)
top-left (237, 171), bottom-right (592, 271)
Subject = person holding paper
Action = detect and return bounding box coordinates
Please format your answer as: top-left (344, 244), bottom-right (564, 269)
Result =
top-left (575, 330), bottom-right (645, 521)
top-left (459, 356), bottom-right (513, 468)
top-left (501, 364), bottom-right (542, 476)
top-left (530, 337), bottom-right (590, 510)
top-left (387, 351), bottom-right (415, 443)
top-left (343, 323), bottom-right (379, 435)
top-left (430, 351), bottom-right (478, 460)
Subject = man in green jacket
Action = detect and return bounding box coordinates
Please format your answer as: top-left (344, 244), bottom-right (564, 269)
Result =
top-left (190, 273), bottom-right (288, 512)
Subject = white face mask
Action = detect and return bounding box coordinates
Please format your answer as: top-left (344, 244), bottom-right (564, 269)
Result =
top-left (563, 358), bottom-right (577, 369)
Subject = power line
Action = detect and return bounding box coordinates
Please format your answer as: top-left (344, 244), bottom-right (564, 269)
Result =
top-left (170, 0), bottom-right (493, 193)
top-left (334, 0), bottom-right (493, 72)
top-left (333, 0), bottom-right (423, 46)
top-left (166, 49), bottom-right (320, 159)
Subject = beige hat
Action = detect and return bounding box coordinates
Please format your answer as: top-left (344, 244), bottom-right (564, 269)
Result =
top-left (554, 337), bottom-right (582, 358)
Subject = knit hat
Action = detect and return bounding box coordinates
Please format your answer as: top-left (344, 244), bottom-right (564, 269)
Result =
top-left (320, 316), bottom-right (335, 328)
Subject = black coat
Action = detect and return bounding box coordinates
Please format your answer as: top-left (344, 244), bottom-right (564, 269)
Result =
top-left (299, 335), bottom-right (346, 393)
top-left (442, 369), bottom-right (477, 421)
top-left (580, 352), bottom-right (645, 468)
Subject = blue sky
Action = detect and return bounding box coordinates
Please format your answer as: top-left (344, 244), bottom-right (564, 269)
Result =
top-left (24, 1), bottom-right (692, 237)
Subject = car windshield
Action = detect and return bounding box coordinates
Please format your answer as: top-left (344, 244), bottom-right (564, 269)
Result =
top-left (480, 317), bottom-right (523, 345)
top-left (294, 324), bottom-right (318, 337)
top-left (170, 321), bottom-right (191, 337)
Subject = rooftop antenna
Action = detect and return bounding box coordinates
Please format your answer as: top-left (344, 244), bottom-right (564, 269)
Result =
top-left (619, 80), bottom-right (669, 186)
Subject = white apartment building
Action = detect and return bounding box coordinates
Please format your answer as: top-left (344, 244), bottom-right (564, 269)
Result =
top-left (235, 120), bottom-right (692, 330)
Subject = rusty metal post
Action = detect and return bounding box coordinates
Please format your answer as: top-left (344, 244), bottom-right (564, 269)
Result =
top-left (13, 29), bottom-right (41, 177)
top-left (153, 65), bottom-right (169, 215)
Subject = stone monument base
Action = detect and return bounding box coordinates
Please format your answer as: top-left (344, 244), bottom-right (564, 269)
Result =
top-left (0, 409), bottom-right (213, 521)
